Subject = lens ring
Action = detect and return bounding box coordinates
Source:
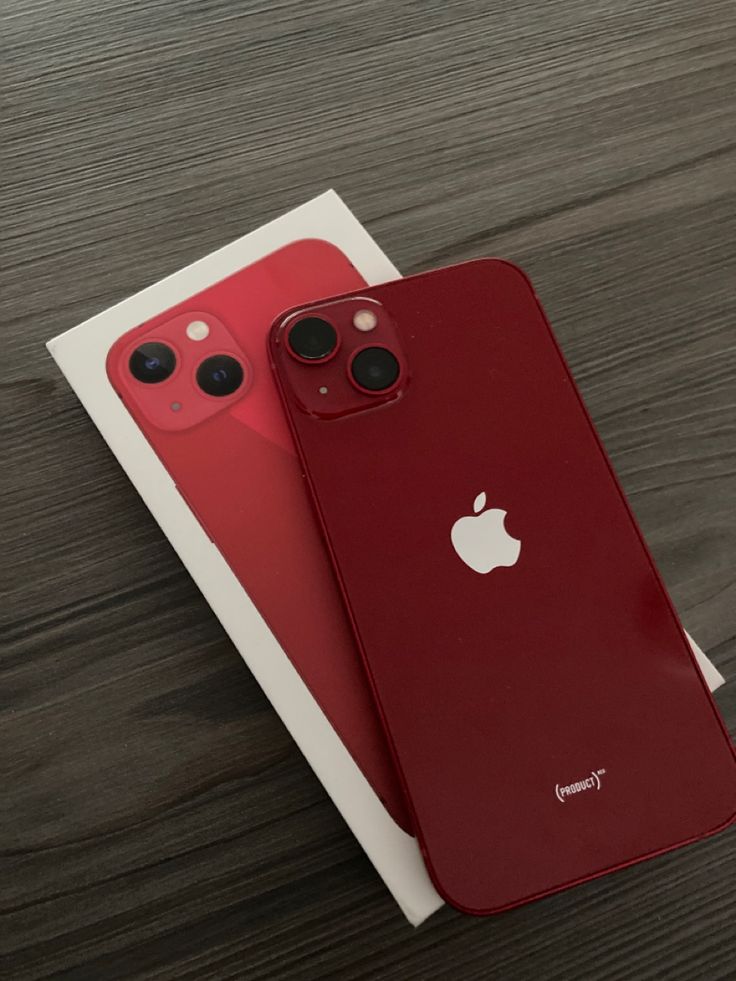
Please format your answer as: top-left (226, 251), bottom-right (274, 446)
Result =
top-left (350, 346), bottom-right (401, 393)
top-left (196, 354), bottom-right (244, 397)
top-left (129, 342), bottom-right (177, 384)
top-left (287, 317), bottom-right (338, 362)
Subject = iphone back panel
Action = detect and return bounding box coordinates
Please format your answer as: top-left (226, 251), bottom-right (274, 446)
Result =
top-left (269, 259), bottom-right (736, 913)
top-left (106, 239), bottom-right (410, 831)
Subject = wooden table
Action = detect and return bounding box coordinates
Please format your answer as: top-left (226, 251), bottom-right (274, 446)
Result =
top-left (3, 1), bottom-right (735, 977)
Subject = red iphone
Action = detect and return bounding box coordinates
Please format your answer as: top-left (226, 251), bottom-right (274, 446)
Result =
top-left (269, 259), bottom-right (736, 914)
top-left (106, 239), bottom-right (410, 832)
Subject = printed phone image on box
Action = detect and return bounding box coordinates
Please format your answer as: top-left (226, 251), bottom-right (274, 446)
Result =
top-left (105, 239), bottom-right (410, 834)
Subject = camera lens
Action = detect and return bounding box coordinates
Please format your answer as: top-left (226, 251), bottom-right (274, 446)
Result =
top-left (129, 342), bottom-right (176, 383)
top-left (196, 354), bottom-right (244, 397)
top-left (287, 317), bottom-right (338, 361)
top-left (350, 347), bottom-right (400, 392)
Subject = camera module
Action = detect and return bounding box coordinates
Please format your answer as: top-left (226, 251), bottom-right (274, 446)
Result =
top-left (129, 342), bottom-right (176, 383)
top-left (287, 317), bottom-right (338, 361)
top-left (196, 354), bottom-right (244, 397)
top-left (350, 347), bottom-right (400, 393)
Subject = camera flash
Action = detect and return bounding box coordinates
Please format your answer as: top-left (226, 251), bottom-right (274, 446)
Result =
top-left (186, 320), bottom-right (209, 341)
top-left (318, 386), bottom-right (328, 395)
top-left (353, 309), bottom-right (378, 332)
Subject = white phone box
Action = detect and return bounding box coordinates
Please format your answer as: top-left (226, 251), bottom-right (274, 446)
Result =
top-left (47, 190), bottom-right (725, 926)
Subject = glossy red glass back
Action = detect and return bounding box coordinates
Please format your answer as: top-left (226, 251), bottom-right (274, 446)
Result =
top-left (106, 239), bottom-right (411, 832)
top-left (270, 259), bottom-right (736, 913)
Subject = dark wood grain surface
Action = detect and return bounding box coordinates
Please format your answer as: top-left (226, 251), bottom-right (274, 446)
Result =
top-left (3, 1), bottom-right (735, 978)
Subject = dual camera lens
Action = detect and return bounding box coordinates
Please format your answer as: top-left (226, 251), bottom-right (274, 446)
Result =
top-left (287, 317), bottom-right (338, 362)
top-left (129, 342), bottom-right (176, 384)
top-left (350, 346), bottom-right (400, 392)
top-left (287, 317), bottom-right (399, 393)
top-left (129, 342), bottom-right (243, 397)
top-left (196, 354), bottom-right (243, 397)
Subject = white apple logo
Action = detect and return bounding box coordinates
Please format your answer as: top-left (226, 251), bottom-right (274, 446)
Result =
top-left (450, 491), bottom-right (521, 574)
